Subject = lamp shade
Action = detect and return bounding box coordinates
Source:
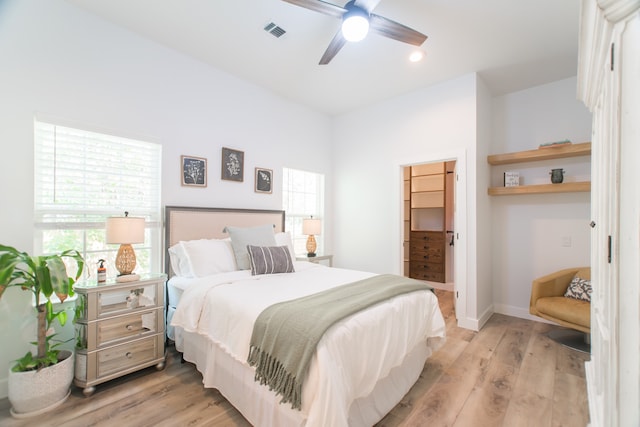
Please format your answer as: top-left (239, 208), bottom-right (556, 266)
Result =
top-left (302, 218), bottom-right (321, 236)
top-left (106, 216), bottom-right (145, 244)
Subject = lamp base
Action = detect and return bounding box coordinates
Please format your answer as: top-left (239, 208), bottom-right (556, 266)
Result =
top-left (307, 253), bottom-right (317, 257)
top-left (116, 274), bottom-right (140, 283)
top-left (306, 235), bottom-right (317, 257)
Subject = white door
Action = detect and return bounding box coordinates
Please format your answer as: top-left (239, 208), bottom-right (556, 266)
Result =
top-left (578, 2), bottom-right (640, 425)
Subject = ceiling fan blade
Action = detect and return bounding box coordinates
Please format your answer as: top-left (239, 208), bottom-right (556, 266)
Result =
top-left (353, 0), bottom-right (382, 13)
top-left (281, 0), bottom-right (346, 19)
top-left (319, 30), bottom-right (347, 65)
top-left (369, 14), bottom-right (427, 46)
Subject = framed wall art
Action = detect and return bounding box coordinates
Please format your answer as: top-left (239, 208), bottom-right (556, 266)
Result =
top-left (221, 147), bottom-right (244, 182)
top-left (255, 167), bottom-right (273, 194)
top-left (181, 155), bottom-right (207, 187)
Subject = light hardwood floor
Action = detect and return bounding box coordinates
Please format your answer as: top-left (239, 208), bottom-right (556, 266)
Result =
top-left (0, 290), bottom-right (590, 426)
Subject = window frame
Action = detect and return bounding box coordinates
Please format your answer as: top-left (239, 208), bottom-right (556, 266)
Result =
top-left (282, 167), bottom-right (325, 257)
top-left (33, 119), bottom-right (162, 281)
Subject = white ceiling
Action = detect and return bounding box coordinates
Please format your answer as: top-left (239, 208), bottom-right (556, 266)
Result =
top-left (65, 0), bottom-right (581, 116)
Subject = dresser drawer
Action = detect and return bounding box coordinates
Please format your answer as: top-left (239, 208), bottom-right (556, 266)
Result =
top-left (97, 308), bottom-right (162, 348)
top-left (411, 260), bottom-right (445, 274)
top-left (76, 281), bottom-right (162, 321)
top-left (409, 248), bottom-right (444, 263)
top-left (410, 231), bottom-right (445, 244)
top-left (97, 336), bottom-right (160, 378)
top-left (410, 270), bottom-right (445, 282)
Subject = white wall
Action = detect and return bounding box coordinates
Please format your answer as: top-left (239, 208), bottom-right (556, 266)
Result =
top-left (0, 0), bottom-right (332, 398)
top-left (475, 76), bottom-right (494, 325)
top-left (490, 77), bottom-right (592, 319)
top-left (332, 73), bottom-right (484, 327)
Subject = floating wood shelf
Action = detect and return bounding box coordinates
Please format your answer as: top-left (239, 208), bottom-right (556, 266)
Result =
top-left (488, 182), bottom-right (591, 196)
top-left (487, 142), bottom-right (591, 165)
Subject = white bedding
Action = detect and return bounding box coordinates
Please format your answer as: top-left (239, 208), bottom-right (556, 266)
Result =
top-left (171, 262), bottom-right (445, 426)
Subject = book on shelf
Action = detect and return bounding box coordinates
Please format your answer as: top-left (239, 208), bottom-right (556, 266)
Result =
top-left (539, 139), bottom-right (572, 149)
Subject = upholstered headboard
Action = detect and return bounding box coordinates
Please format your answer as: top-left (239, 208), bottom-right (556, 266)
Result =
top-left (164, 206), bottom-right (285, 276)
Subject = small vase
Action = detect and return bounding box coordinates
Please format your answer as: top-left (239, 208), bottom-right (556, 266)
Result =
top-left (550, 168), bottom-right (564, 184)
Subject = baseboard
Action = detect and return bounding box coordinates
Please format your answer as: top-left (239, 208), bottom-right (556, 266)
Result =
top-left (453, 304), bottom-right (494, 332)
top-left (493, 303), bottom-right (557, 325)
top-left (477, 303), bottom-right (494, 329)
top-left (457, 316), bottom-right (479, 331)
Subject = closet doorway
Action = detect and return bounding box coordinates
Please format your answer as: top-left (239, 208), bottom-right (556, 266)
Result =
top-left (403, 161), bottom-right (456, 288)
top-left (403, 160), bottom-right (456, 291)
top-left (399, 150), bottom-right (467, 327)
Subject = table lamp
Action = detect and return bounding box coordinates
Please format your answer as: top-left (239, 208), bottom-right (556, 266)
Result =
top-left (302, 217), bottom-right (321, 257)
top-left (106, 211), bottom-right (145, 282)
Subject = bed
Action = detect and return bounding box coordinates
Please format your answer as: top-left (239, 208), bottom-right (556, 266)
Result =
top-left (165, 206), bottom-right (445, 426)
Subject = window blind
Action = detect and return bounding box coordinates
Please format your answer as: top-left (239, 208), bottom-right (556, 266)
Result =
top-left (282, 167), bottom-right (325, 255)
top-left (34, 121), bottom-right (162, 228)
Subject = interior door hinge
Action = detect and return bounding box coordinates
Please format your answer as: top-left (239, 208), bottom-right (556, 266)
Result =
top-left (611, 43), bottom-right (615, 71)
top-left (608, 235), bottom-right (612, 263)
top-left (456, 291), bottom-right (458, 299)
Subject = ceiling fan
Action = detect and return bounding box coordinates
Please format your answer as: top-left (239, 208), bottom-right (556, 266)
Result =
top-left (282, 0), bottom-right (427, 65)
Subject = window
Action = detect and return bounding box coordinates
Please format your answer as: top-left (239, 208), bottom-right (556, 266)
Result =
top-left (34, 120), bottom-right (162, 281)
top-left (282, 168), bottom-right (325, 256)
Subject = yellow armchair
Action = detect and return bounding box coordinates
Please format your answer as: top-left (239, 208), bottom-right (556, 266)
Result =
top-left (529, 267), bottom-right (591, 334)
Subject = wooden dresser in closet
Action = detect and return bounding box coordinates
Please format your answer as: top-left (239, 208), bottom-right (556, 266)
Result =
top-left (410, 231), bottom-right (445, 282)
top-left (409, 162), bottom-right (446, 283)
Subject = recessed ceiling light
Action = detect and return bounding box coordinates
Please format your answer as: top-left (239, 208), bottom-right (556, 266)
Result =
top-left (409, 50), bottom-right (424, 62)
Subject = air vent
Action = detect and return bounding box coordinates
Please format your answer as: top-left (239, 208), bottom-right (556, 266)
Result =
top-left (264, 22), bottom-right (286, 38)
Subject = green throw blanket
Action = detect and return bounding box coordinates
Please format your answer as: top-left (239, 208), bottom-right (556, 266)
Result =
top-left (247, 274), bottom-right (433, 410)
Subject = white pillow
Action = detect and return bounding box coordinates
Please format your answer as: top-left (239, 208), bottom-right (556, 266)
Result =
top-left (226, 224), bottom-right (277, 270)
top-left (170, 239), bottom-right (237, 278)
top-left (275, 231), bottom-right (296, 262)
top-left (168, 243), bottom-right (190, 277)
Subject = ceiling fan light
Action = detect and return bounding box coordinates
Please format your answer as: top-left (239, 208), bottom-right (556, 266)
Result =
top-left (342, 13), bottom-right (369, 42)
top-left (409, 50), bottom-right (425, 62)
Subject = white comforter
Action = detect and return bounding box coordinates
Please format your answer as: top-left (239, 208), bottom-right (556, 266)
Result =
top-left (171, 262), bottom-right (445, 426)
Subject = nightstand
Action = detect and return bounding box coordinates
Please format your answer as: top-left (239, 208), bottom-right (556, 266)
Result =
top-left (73, 273), bottom-right (167, 396)
top-left (296, 254), bottom-right (333, 267)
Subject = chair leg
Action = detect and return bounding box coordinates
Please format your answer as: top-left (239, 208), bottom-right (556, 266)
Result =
top-left (546, 328), bottom-right (590, 353)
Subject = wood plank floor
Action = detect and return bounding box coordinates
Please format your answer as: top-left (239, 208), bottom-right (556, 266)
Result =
top-left (0, 290), bottom-right (590, 426)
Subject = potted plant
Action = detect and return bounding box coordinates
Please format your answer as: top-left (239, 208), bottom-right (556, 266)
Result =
top-left (0, 244), bottom-right (84, 417)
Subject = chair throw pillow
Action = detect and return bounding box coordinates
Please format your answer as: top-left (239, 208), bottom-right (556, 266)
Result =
top-left (564, 276), bottom-right (592, 302)
top-left (247, 245), bottom-right (295, 276)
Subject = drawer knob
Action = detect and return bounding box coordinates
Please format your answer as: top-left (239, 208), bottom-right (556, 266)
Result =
top-left (423, 255), bottom-right (429, 259)
top-left (125, 352), bottom-right (133, 359)
top-left (126, 324), bottom-right (134, 331)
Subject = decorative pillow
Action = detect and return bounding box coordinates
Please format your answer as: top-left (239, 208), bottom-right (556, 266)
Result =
top-left (274, 231), bottom-right (296, 262)
top-left (226, 224), bottom-right (277, 270)
top-left (247, 245), bottom-right (295, 276)
top-left (564, 276), bottom-right (592, 302)
top-left (170, 239), bottom-right (237, 278)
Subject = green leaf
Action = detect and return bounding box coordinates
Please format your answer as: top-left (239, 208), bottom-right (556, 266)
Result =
top-left (46, 257), bottom-right (70, 296)
top-left (46, 300), bottom-right (54, 323)
top-left (57, 310), bottom-right (67, 326)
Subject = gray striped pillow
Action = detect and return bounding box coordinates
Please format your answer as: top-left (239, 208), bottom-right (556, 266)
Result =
top-left (247, 245), bottom-right (295, 276)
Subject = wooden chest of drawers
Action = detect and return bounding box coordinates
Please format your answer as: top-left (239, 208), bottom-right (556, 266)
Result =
top-left (409, 231), bottom-right (445, 282)
top-left (74, 274), bottom-right (167, 396)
